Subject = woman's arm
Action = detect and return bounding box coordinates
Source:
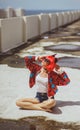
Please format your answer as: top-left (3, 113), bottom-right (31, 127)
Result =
top-left (54, 65), bottom-right (70, 86)
top-left (50, 65), bottom-right (70, 86)
top-left (24, 56), bottom-right (41, 72)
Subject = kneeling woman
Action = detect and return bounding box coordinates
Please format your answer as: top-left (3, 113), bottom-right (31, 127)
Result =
top-left (16, 55), bottom-right (70, 112)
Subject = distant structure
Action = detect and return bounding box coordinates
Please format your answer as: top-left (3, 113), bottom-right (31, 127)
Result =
top-left (0, 7), bottom-right (25, 18)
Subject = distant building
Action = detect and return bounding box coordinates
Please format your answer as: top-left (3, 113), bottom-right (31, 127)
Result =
top-left (0, 7), bottom-right (25, 19)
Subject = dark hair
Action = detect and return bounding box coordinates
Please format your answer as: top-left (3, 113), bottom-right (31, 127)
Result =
top-left (55, 58), bottom-right (58, 63)
top-left (44, 68), bottom-right (48, 73)
top-left (44, 58), bottom-right (50, 64)
top-left (44, 57), bottom-right (58, 64)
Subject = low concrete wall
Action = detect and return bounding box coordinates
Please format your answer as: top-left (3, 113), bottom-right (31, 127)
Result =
top-left (75, 12), bottom-right (79, 20)
top-left (78, 11), bottom-right (80, 18)
top-left (39, 14), bottom-right (50, 34)
top-left (74, 11), bottom-right (79, 20)
top-left (70, 12), bottom-right (76, 22)
top-left (0, 20), bottom-right (1, 51)
top-left (67, 12), bottom-right (72, 23)
top-left (56, 13), bottom-right (63, 27)
top-left (62, 12), bottom-right (69, 25)
top-left (0, 10), bottom-right (80, 52)
top-left (49, 13), bottom-right (57, 30)
top-left (23, 15), bottom-right (40, 42)
top-left (0, 17), bottom-right (23, 52)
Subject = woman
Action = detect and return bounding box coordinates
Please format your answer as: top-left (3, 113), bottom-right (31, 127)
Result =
top-left (16, 55), bottom-right (70, 112)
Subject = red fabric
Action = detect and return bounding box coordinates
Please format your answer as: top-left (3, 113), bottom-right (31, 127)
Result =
top-left (24, 56), bottom-right (70, 97)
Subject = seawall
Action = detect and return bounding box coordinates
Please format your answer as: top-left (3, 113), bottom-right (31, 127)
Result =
top-left (0, 10), bottom-right (80, 52)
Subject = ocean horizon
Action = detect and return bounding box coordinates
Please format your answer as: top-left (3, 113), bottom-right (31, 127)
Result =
top-left (24, 9), bottom-right (73, 15)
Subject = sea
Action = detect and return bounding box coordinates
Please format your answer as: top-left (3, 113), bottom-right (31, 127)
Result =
top-left (24, 9), bottom-right (72, 16)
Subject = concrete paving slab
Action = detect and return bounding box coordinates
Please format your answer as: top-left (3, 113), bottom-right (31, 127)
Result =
top-left (0, 64), bottom-right (80, 123)
top-left (0, 20), bottom-right (80, 128)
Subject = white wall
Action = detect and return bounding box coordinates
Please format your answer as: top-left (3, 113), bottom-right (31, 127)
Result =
top-left (70, 12), bottom-right (75, 22)
top-left (49, 13), bottom-right (57, 30)
top-left (78, 11), bottom-right (80, 18)
top-left (62, 12), bottom-right (69, 25)
top-left (66, 12), bottom-right (72, 23)
top-left (74, 12), bottom-right (79, 20)
top-left (0, 20), bottom-right (1, 51)
top-left (0, 17), bottom-right (23, 52)
top-left (39, 14), bottom-right (50, 34)
top-left (23, 15), bottom-right (40, 41)
top-left (0, 10), bottom-right (80, 52)
top-left (75, 12), bottom-right (78, 20)
top-left (56, 13), bottom-right (63, 27)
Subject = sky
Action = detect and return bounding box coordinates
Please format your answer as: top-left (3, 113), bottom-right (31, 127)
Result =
top-left (0, 0), bottom-right (80, 10)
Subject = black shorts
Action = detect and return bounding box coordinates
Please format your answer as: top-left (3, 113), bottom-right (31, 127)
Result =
top-left (35, 92), bottom-right (54, 102)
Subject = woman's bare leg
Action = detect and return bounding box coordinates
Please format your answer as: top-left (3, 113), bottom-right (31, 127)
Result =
top-left (38, 99), bottom-right (56, 109)
top-left (16, 98), bottom-right (46, 111)
top-left (16, 98), bottom-right (40, 104)
top-left (16, 98), bottom-right (56, 112)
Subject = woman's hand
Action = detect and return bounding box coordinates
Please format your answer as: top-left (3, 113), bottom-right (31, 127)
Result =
top-left (55, 64), bottom-right (63, 74)
top-left (55, 64), bottom-right (60, 71)
top-left (36, 56), bottom-right (45, 61)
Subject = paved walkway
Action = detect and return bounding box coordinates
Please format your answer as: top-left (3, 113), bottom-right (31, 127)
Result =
top-left (0, 20), bottom-right (80, 124)
top-left (0, 54), bottom-right (80, 123)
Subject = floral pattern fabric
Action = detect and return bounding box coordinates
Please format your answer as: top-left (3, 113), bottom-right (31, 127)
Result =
top-left (24, 56), bottom-right (70, 97)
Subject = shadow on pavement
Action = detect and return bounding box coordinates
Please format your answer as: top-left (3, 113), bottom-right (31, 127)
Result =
top-left (0, 55), bottom-right (25, 68)
top-left (0, 54), bottom-right (80, 69)
top-left (44, 44), bottom-right (80, 51)
top-left (51, 100), bottom-right (80, 114)
top-left (57, 56), bottom-right (80, 69)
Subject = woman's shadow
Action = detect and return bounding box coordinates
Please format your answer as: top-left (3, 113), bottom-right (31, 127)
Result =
top-left (51, 100), bottom-right (80, 114)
